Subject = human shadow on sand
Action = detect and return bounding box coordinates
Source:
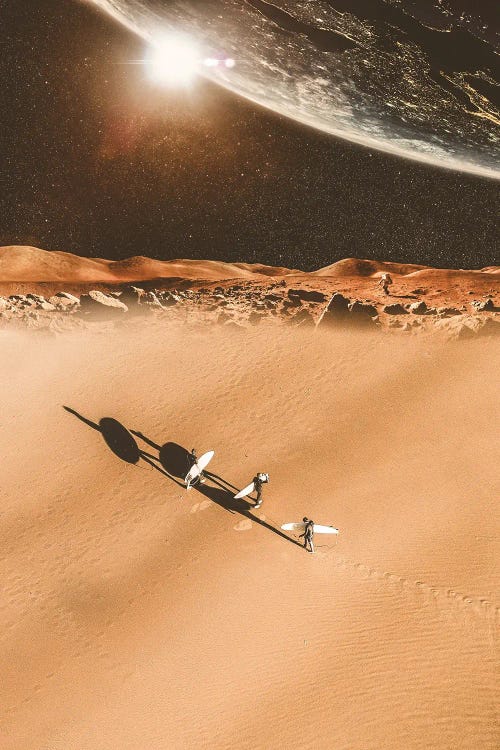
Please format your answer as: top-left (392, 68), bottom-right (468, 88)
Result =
top-left (131, 433), bottom-right (198, 480)
top-left (64, 407), bottom-right (301, 549)
top-left (156, 443), bottom-right (302, 549)
top-left (196, 472), bottom-right (302, 548)
top-left (63, 407), bottom-right (185, 487)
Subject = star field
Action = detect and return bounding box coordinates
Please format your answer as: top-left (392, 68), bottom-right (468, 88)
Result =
top-left (1, 0), bottom-right (498, 270)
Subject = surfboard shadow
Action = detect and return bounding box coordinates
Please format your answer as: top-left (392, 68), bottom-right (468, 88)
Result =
top-left (195, 475), bottom-right (303, 549)
top-left (63, 407), bottom-right (185, 486)
top-left (64, 407), bottom-right (301, 549)
top-left (131, 434), bottom-right (196, 481)
top-left (64, 407), bottom-right (140, 464)
top-left (203, 470), bottom-right (239, 492)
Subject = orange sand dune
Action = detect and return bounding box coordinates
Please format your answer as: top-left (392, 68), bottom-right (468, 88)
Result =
top-left (314, 257), bottom-right (500, 278)
top-left (0, 246), bottom-right (112, 282)
top-left (313, 257), bottom-right (429, 277)
top-left (0, 321), bottom-right (498, 749)
top-left (1, 246), bottom-right (498, 284)
top-left (406, 267), bottom-right (499, 281)
top-left (0, 246), bottom-right (294, 283)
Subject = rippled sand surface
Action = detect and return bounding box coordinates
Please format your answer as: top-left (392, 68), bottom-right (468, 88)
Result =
top-left (0, 323), bottom-right (498, 749)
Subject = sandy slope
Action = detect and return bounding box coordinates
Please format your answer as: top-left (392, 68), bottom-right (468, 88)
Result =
top-left (0, 247), bottom-right (295, 283)
top-left (0, 322), bottom-right (498, 750)
top-left (312, 258), bottom-right (429, 276)
top-left (0, 246), bottom-right (498, 285)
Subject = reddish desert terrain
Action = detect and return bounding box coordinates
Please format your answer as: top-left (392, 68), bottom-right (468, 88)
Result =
top-left (0, 310), bottom-right (498, 748)
top-left (0, 245), bottom-right (498, 286)
top-left (0, 245), bottom-right (299, 285)
top-left (0, 247), bottom-right (499, 338)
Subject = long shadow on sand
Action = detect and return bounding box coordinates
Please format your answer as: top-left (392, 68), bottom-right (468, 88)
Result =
top-left (63, 407), bottom-right (185, 487)
top-left (196, 471), bottom-right (302, 547)
top-left (64, 407), bottom-right (302, 549)
top-left (130, 432), bottom-right (193, 480)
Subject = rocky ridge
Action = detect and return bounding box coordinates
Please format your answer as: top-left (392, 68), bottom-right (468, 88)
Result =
top-left (1, 282), bottom-right (498, 340)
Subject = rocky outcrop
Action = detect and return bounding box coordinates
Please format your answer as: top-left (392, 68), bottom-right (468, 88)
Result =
top-left (282, 297), bottom-right (301, 311)
top-left (327, 292), bottom-right (350, 314)
top-left (288, 289), bottom-right (326, 303)
top-left (383, 303), bottom-right (408, 315)
top-left (158, 291), bottom-right (182, 307)
top-left (9, 294), bottom-right (31, 308)
top-left (79, 290), bottom-right (128, 316)
top-left (38, 300), bottom-right (56, 312)
top-left (315, 293), bottom-right (350, 324)
top-left (408, 301), bottom-right (430, 315)
top-left (5, 293), bottom-right (57, 312)
top-left (0, 279), bottom-right (497, 338)
top-left (472, 298), bottom-right (499, 313)
top-left (139, 291), bottom-right (164, 308)
top-left (55, 291), bottom-right (79, 304)
top-left (48, 292), bottom-right (79, 308)
top-left (436, 307), bottom-right (461, 317)
top-left (119, 286), bottom-right (144, 307)
top-left (348, 301), bottom-right (378, 319)
top-left (317, 295), bottom-right (379, 328)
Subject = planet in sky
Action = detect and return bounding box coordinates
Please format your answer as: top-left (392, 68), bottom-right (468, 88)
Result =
top-left (90, 0), bottom-right (499, 179)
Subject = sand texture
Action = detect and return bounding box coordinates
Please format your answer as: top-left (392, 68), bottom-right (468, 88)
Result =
top-left (0, 320), bottom-right (498, 749)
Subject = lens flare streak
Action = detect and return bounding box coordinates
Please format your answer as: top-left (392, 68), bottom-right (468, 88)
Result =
top-left (143, 34), bottom-right (236, 86)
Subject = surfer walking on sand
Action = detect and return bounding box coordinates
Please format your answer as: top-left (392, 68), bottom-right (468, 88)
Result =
top-left (186, 448), bottom-right (206, 488)
top-left (299, 517), bottom-right (315, 553)
top-left (253, 474), bottom-right (265, 508)
top-left (378, 272), bottom-right (393, 295)
top-left (233, 473), bottom-right (268, 505)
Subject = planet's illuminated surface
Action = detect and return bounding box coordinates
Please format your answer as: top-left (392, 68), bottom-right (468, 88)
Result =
top-left (90, 0), bottom-right (499, 178)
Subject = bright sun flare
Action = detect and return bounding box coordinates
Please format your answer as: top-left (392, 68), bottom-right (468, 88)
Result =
top-left (147, 35), bottom-right (200, 86)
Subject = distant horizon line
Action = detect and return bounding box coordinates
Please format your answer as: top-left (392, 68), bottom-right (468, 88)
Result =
top-left (0, 245), bottom-right (498, 283)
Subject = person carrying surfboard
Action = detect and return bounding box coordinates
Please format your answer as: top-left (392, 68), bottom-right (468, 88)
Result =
top-left (233, 473), bottom-right (268, 504)
top-left (253, 474), bottom-right (264, 508)
top-left (186, 448), bottom-right (206, 489)
top-left (299, 517), bottom-right (315, 553)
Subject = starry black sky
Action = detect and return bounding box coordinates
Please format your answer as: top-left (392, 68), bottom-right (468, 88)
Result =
top-left (1, 0), bottom-right (498, 270)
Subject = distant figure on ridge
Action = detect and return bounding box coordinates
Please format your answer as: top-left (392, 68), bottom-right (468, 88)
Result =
top-left (299, 517), bottom-right (315, 553)
top-left (378, 273), bottom-right (393, 295)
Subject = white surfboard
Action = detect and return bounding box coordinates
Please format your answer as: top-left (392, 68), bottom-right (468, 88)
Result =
top-left (281, 522), bottom-right (339, 535)
top-left (185, 450), bottom-right (214, 485)
top-left (234, 481), bottom-right (255, 500)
